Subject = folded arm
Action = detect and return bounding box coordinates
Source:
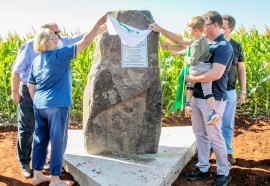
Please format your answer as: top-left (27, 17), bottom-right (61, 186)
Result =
top-left (185, 63), bottom-right (226, 83)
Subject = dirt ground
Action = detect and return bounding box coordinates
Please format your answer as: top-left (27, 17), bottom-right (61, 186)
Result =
top-left (0, 116), bottom-right (269, 186)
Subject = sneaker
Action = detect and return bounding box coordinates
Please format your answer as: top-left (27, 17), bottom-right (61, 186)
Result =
top-left (207, 110), bottom-right (220, 125)
top-left (213, 175), bottom-right (232, 186)
top-left (185, 105), bottom-right (192, 117)
top-left (186, 168), bottom-right (212, 181)
top-left (43, 161), bottom-right (50, 171)
top-left (21, 164), bottom-right (31, 178)
top-left (228, 154), bottom-right (236, 165)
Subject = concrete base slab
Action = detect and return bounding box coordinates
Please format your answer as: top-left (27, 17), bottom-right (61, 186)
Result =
top-left (62, 126), bottom-right (196, 186)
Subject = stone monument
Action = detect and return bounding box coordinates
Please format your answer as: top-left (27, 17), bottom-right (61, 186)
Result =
top-left (83, 10), bottom-right (162, 155)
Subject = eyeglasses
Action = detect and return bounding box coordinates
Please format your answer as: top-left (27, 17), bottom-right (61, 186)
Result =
top-left (206, 23), bottom-right (213, 26)
top-left (54, 31), bottom-right (61, 38)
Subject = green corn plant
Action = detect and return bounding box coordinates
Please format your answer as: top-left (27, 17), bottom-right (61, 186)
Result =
top-left (159, 36), bottom-right (184, 116)
top-left (0, 33), bottom-right (25, 122)
top-left (159, 31), bottom-right (192, 117)
top-left (0, 26), bottom-right (269, 123)
top-left (234, 26), bottom-right (270, 118)
top-left (70, 42), bottom-right (96, 122)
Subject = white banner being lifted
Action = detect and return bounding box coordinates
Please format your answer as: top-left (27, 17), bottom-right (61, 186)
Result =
top-left (107, 15), bottom-right (152, 47)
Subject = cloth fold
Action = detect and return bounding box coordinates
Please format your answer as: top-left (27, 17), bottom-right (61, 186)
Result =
top-left (173, 46), bottom-right (191, 111)
top-left (107, 15), bottom-right (152, 47)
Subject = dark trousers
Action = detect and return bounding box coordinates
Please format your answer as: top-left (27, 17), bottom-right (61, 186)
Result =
top-left (32, 107), bottom-right (69, 176)
top-left (17, 84), bottom-right (35, 165)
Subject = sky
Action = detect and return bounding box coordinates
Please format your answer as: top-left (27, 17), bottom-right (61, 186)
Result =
top-left (0, 0), bottom-right (269, 39)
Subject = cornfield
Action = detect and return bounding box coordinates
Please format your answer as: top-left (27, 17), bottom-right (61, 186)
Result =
top-left (0, 27), bottom-right (269, 123)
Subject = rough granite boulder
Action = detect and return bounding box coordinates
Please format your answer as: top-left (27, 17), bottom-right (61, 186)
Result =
top-left (83, 10), bottom-right (162, 156)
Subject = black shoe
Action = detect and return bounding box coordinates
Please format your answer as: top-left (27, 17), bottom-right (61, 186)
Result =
top-left (43, 161), bottom-right (50, 171)
top-left (213, 175), bottom-right (232, 186)
top-left (21, 164), bottom-right (31, 178)
top-left (186, 168), bottom-right (212, 181)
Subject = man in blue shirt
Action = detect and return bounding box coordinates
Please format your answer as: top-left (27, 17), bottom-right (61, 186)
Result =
top-left (185, 11), bottom-right (233, 186)
top-left (11, 23), bottom-right (83, 178)
top-left (150, 11), bottom-right (233, 186)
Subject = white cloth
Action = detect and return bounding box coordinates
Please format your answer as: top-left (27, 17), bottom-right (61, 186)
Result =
top-left (107, 15), bottom-right (152, 47)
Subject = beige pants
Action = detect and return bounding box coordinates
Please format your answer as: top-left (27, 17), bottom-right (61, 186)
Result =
top-left (191, 97), bottom-right (231, 176)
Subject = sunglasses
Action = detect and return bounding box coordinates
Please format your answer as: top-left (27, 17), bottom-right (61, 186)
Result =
top-left (54, 31), bottom-right (61, 38)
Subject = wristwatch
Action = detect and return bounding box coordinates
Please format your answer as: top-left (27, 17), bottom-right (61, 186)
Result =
top-left (240, 90), bottom-right (246, 95)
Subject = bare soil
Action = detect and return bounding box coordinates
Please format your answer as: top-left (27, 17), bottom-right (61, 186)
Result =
top-left (0, 116), bottom-right (269, 186)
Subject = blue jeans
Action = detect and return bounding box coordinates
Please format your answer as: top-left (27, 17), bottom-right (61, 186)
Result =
top-left (32, 107), bottom-right (69, 176)
top-left (222, 90), bottom-right (237, 154)
top-left (17, 84), bottom-right (35, 165)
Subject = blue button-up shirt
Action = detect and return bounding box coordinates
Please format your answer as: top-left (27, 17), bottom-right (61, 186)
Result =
top-left (12, 34), bottom-right (83, 85)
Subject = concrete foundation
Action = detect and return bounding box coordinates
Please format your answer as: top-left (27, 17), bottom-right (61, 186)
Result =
top-left (61, 126), bottom-right (197, 186)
